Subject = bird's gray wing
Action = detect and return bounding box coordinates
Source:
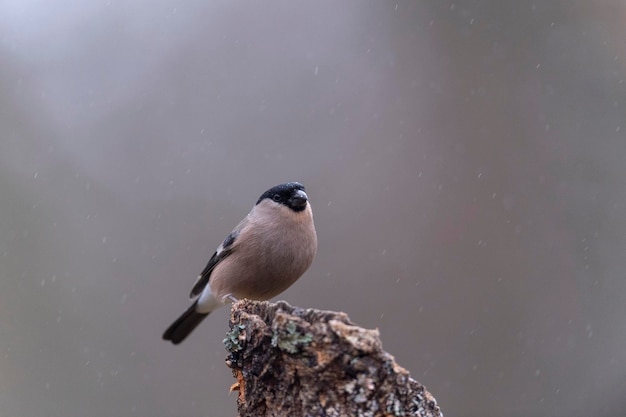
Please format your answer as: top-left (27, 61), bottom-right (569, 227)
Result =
top-left (189, 230), bottom-right (239, 297)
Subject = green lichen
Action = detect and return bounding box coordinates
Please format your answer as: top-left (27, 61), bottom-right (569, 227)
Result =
top-left (271, 321), bottom-right (313, 353)
top-left (223, 324), bottom-right (247, 352)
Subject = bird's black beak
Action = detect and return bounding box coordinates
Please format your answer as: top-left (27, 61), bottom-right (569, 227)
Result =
top-left (289, 190), bottom-right (308, 208)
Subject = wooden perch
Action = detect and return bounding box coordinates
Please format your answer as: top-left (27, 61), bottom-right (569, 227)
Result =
top-left (224, 300), bottom-right (443, 417)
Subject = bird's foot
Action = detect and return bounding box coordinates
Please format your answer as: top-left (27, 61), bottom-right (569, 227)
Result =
top-left (223, 294), bottom-right (239, 304)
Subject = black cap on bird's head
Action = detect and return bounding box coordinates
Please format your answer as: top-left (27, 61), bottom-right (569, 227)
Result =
top-left (257, 182), bottom-right (309, 212)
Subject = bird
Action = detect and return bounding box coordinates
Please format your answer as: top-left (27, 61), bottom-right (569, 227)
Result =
top-left (163, 182), bottom-right (317, 345)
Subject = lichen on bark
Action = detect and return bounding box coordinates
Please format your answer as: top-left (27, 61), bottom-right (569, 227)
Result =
top-left (225, 300), bottom-right (443, 417)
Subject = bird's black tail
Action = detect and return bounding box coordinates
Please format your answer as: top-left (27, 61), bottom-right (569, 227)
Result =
top-left (163, 301), bottom-right (209, 345)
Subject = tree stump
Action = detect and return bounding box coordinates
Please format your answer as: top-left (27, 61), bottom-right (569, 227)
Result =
top-left (225, 300), bottom-right (443, 417)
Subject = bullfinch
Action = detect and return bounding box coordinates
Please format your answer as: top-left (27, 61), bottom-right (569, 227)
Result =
top-left (163, 182), bottom-right (317, 344)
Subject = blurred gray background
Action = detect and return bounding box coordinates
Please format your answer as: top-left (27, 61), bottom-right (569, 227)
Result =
top-left (1, 1), bottom-right (625, 416)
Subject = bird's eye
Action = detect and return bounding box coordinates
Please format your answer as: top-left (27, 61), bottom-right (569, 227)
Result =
top-left (272, 194), bottom-right (281, 202)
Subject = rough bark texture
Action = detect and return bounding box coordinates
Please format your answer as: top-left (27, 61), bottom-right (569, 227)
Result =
top-left (225, 300), bottom-right (443, 417)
